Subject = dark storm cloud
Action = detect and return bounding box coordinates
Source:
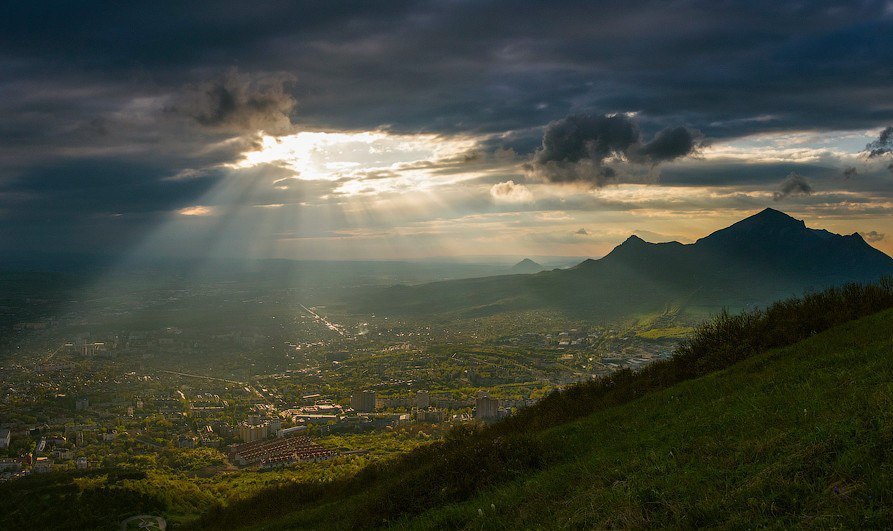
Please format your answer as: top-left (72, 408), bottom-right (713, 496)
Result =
top-left (659, 162), bottom-right (865, 189)
top-left (866, 126), bottom-right (893, 158)
top-left (630, 127), bottom-right (703, 165)
top-left (843, 166), bottom-right (858, 179)
top-left (3, 1), bottom-right (892, 137)
top-left (863, 126), bottom-right (893, 174)
top-left (527, 113), bottom-right (701, 185)
top-left (0, 159), bottom-right (226, 255)
top-left (0, 159), bottom-right (223, 220)
top-left (773, 172), bottom-right (813, 201)
top-left (533, 114), bottom-right (640, 167)
top-left (171, 71), bottom-right (297, 134)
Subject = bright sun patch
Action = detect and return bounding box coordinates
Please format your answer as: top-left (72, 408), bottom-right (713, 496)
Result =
top-left (233, 131), bottom-right (481, 195)
top-left (178, 205), bottom-right (213, 216)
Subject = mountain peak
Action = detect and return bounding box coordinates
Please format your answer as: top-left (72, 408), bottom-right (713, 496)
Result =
top-left (511, 258), bottom-right (544, 273)
top-left (756, 207), bottom-right (786, 216)
top-left (599, 234), bottom-right (655, 262)
top-left (613, 234), bottom-right (648, 250)
top-left (749, 207), bottom-right (804, 226)
top-left (733, 208), bottom-right (807, 232)
top-left (697, 208), bottom-right (807, 247)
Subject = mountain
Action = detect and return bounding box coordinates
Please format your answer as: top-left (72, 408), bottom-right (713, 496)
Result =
top-left (510, 258), bottom-right (545, 274)
top-left (359, 208), bottom-right (893, 319)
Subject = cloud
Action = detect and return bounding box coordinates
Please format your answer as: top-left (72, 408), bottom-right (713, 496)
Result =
top-left (629, 126), bottom-right (703, 165)
top-left (171, 70), bottom-right (296, 134)
top-left (534, 114), bottom-right (640, 166)
top-left (178, 205), bottom-right (214, 216)
top-left (2, 2), bottom-right (893, 259)
top-left (859, 230), bottom-right (885, 243)
top-left (865, 126), bottom-right (893, 158)
top-left (773, 172), bottom-right (813, 201)
top-left (490, 180), bottom-right (533, 203)
top-left (526, 113), bottom-right (701, 186)
top-left (843, 166), bottom-right (858, 178)
top-left (3, 2), bottom-right (893, 141)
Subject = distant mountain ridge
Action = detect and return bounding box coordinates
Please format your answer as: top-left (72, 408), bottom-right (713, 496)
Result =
top-left (360, 209), bottom-right (893, 319)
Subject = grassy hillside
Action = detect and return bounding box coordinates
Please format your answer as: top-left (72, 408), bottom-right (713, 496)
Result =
top-left (195, 281), bottom-right (893, 529)
top-left (406, 307), bottom-right (893, 528)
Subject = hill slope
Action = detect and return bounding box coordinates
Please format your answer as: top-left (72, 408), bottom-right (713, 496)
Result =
top-left (199, 282), bottom-right (893, 529)
top-left (405, 308), bottom-right (893, 529)
top-left (360, 209), bottom-right (893, 319)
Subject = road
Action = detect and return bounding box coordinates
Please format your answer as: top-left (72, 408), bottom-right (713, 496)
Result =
top-left (156, 369), bottom-right (273, 405)
top-left (157, 369), bottom-right (244, 385)
top-left (300, 304), bottom-right (349, 337)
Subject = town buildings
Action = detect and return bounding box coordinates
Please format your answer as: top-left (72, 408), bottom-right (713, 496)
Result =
top-left (475, 395), bottom-right (500, 421)
top-left (351, 390), bottom-right (377, 412)
top-left (239, 422), bottom-right (268, 443)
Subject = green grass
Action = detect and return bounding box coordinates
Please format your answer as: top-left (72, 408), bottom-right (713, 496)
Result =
top-left (636, 326), bottom-right (694, 340)
top-left (404, 308), bottom-right (893, 529)
top-left (233, 307), bottom-right (893, 529)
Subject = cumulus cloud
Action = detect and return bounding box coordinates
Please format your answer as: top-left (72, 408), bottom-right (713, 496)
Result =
top-left (859, 230), bottom-right (885, 243)
top-left (773, 172), bottom-right (813, 201)
top-left (525, 113), bottom-right (701, 186)
top-left (172, 70), bottom-right (296, 134)
top-left (535, 114), bottom-right (640, 166)
top-left (866, 126), bottom-right (893, 158)
top-left (490, 180), bottom-right (533, 203)
top-left (629, 126), bottom-right (702, 165)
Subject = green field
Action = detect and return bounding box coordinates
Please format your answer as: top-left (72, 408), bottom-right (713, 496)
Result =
top-left (635, 326), bottom-right (694, 340)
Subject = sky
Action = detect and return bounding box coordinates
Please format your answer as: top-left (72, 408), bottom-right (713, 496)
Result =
top-left (2, 0), bottom-right (893, 264)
